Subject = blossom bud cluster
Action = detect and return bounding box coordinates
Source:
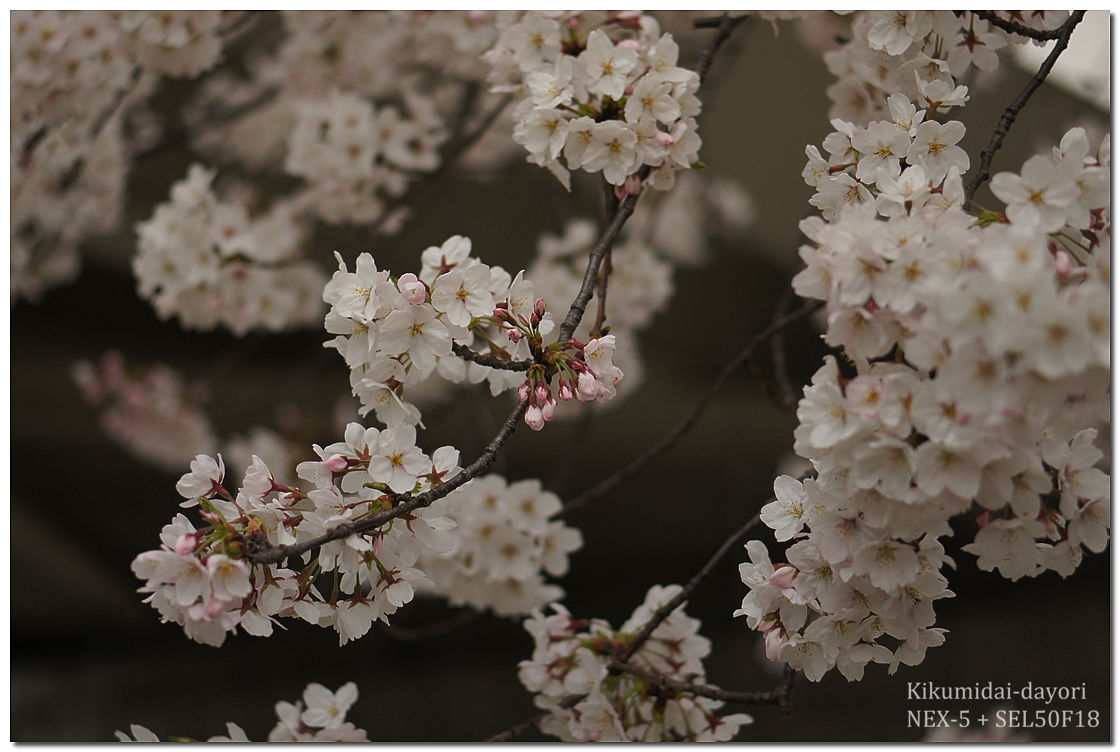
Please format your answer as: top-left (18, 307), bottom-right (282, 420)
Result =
top-left (132, 420), bottom-right (464, 647)
top-left (72, 350), bottom-right (217, 471)
top-left (417, 475), bottom-right (583, 616)
top-left (322, 235), bottom-right (621, 431)
top-left (740, 119), bottom-right (1110, 681)
top-left (820, 10), bottom-right (1069, 123)
top-left (134, 164), bottom-right (327, 335)
top-left (487, 11), bottom-right (702, 190)
top-left (118, 682), bottom-right (369, 742)
top-left (520, 585), bottom-right (753, 741)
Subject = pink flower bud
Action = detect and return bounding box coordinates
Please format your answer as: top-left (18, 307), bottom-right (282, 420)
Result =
top-left (617, 38), bottom-right (641, 50)
top-left (173, 533), bottom-right (198, 555)
top-left (622, 173), bottom-right (642, 196)
top-left (204, 597), bottom-right (227, 620)
top-left (769, 565), bottom-right (798, 590)
top-left (758, 613), bottom-right (779, 633)
top-left (1054, 250), bottom-right (1073, 277)
top-left (976, 510), bottom-right (991, 529)
top-left (764, 628), bottom-right (785, 661)
top-left (324, 453), bottom-right (349, 473)
top-left (398, 272), bottom-right (427, 305)
top-left (559, 383), bottom-right (574, 401)
top-left (535, 384), bottom-right (551, 404)
top-left (534, 297), bottom-right (547, 317)
top-left (540, 400), bottom-right (556, 421)
top-left (525, 404), bottom-right (545, 431)
top-left (654, 130), bottom-right (675, 148)
top-left (507, 328), bottom-right (523, 342)
top-left (518, 383), bottom-right (531, 402)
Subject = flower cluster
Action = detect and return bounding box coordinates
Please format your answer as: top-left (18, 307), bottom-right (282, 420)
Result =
top-left (487, 11), bottom-right (702, 190)
top-left (72, 351), bottom-right (217, 471)
top-left (117, 682), bottom-right (369, 742)
top-left (417, 474), bottom-right (582, 616)
top-left (322, 235), bottom-right (622, 431)
top-left (520, 585), bottom-right (753, 741)
top-left (134, 164), bottom-right (327, 335)
top-left (740, 120), bottom-right (1110, 681)
top-left (131, 421), bottom-right (463, 647)
top-left (285, 90), bottom-right (447, 225)
top-left (819, 10), bottom-right (1069, 123)
top-left (523, 172), bottom-right (753, 407)
top-left (185, 11), bottom-right (514, 232)
top-left (804, 92), bottom-right (969, 222)
top-left (116, 10), bottom-right (226, 78)
top-left (11, 11), bottom-right (231, 303)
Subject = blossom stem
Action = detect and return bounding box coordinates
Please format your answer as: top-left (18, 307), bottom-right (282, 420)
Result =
top-left (608, 658), bottom-right (795, 711)
top-left (451, 342), bottom-right (532, 371)
top-left (243, 398), bottom-right (529, 565)
top-left (616, 511), bottom-right (765, 663)
top-left (963, 10), bottom-right (1086, 203)
top-left (562, 299), bottom-right (822, 515)
top-left (967, 10), bottom-right (1076, 42)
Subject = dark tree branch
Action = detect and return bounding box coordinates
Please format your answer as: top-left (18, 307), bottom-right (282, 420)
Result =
top-left (244, 398), bottom-right (528, 565)
top-left (557, 15), bottom-right (747, 343)
top-left (963, 10), bottom-right (1086, 203)
top-left (769, 287), bottom-right (799, 408)
top-left (617, 511), bottom-right (765, 663)
top-left (556, 174), bottom-right (648, 343)
top-left (966, 10), bottom-right (1074, 41)
top-left (486, 695), bottom-right (583, 742)
top-left (693, 14), bottom-right (747, 83)
top-left (451, 342), bottom-right (532, 372)
top-left (133, 86), bottom-right (280, 161)
top-left (609, 659), bottom-right (796, 712)
top-left (562, 299), bottom-right (822, 515)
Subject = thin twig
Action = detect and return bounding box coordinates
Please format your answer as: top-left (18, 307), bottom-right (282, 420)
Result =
top-left (770, 287), bottom-right (798, 408)
top-left (451, 342), bottom-right (532, 371)
top-left (244, 398), bottom-right (528, 565)
top-left (557, 14), bottom-right (747, 343)
top-left (609, 659), bottom-right (792, 708)
top-left (963, 10), bottom-right (1086, 202)
top-left (133, 86), bottom-right (280, 161)
top-left (377, 608), bottom-right (480, 642)
top-left (694, 14), bottom-right (747, 83)
top-left (364, 93), bottom-right (513, 238)
top-left (617, 511), bottom-right (765, 663)
top-left (967, 10), bottom-right (1074, 42)
top-left (556, 172), bottom-right (648, 342)
top-left (486, 695), bottom-right (583, 742)
top-left (590, 185), bottom-right (618, 338)
top-left (562, 299), bottom-right (822, 515)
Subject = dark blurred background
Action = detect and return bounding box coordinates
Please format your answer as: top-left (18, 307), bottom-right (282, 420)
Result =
top-left (10, 12), bottom-right (1110, 742)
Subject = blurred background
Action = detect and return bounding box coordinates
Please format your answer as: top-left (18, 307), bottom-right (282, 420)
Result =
top-left (10, 11), bottom-right (1110, 742)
